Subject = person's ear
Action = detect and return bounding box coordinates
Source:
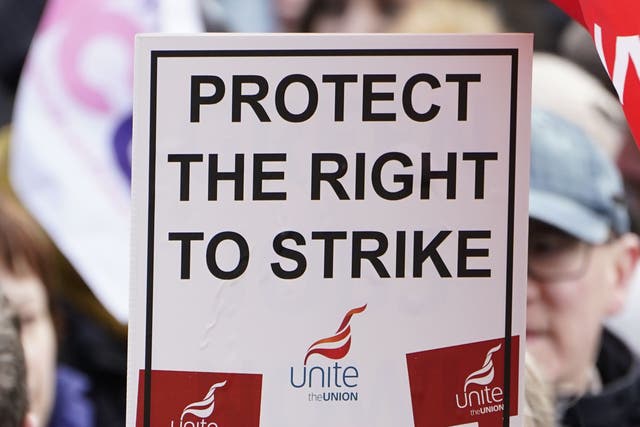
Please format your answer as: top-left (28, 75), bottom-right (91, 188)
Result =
top-left (23, 413), bottom-right (38, 427)
top-left (606, 232), bottom-right (640, 315)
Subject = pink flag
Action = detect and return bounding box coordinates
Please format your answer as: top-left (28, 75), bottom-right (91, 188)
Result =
top-left (9, 0), bottom-right (156, 322)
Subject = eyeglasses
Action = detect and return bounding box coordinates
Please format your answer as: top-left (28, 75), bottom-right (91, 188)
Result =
top-left (527, 229), bottom-right (593, 283)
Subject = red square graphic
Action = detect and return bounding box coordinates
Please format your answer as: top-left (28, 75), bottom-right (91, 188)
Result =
top-left (406, 336), bottom-right (519, 427)
top-left (136, 370), bottom-right (262, 427)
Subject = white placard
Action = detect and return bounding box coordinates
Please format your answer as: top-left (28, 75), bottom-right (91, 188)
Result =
top-left (128, 34), bottom-right (532, 427)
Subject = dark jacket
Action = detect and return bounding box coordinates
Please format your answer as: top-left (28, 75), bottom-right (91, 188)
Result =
top-left (562, 329), bottom-right (640, 427)
top-left (49, 365), bottom-right (94, 427)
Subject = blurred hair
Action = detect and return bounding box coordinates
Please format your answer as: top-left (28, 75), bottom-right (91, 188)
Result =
top-left (494, 0), bottom-right (569, 52)
top-left (0, 291), bottom-right (28, 427)
top-left (558, 21), bottom-right (615, 94)
top-left (0, 195), bottom-right (59, 318)
top-left (0, 178), bottom-right (124, 341)
top-left (299, 0), bottom-right (406, 32)
top-left (524, 354), bottom-right (556, 427)
top-left (389, 0), bottom-right (503, 33)
top-left (300, 0), bottom-right (340, 32)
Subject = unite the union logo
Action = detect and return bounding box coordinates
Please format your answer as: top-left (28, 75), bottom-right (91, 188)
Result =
top-left (454, 344), bottom-right (505, 416)
top-left (135, 370), bottom-right (262, 427)
top-left (405, 337), bottom-right (519, 426)
top-left (289, 304), bottom-right (367, 403)
top-left (171, 380), bottom-right (227, 427)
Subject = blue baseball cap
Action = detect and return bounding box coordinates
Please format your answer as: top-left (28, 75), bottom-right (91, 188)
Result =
top-left (529, 110), bottom-right (630, 243)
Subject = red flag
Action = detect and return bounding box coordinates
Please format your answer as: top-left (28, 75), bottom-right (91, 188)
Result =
top-left (551, 0), bottom-right (640, 146)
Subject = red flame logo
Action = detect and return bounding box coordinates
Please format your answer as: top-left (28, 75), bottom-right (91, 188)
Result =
top-left (304, 304), bottom-right (367, 365)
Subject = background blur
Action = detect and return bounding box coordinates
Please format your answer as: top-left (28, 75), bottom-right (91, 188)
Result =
top-left (0, 1), bottom-right (637, 426)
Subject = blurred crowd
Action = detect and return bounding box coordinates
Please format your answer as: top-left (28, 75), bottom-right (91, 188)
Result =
top-left (0, 0), bottom-right (639, 426)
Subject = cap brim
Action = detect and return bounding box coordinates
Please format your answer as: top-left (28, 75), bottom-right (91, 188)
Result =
top-left (529, 189), bottom-right (610, 244)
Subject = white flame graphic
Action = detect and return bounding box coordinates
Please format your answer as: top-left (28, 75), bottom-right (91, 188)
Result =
top-left (463, 344), bottom-right (502, 392)
top-left (181, 380), bottom-right (227, 421)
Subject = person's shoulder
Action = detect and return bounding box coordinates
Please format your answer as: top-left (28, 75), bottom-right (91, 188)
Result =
top-left (563, 329), bottom-right (640, 427)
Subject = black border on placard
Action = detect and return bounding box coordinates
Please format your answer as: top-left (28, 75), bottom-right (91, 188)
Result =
top-left (143, 48), bottom-right (520, 427)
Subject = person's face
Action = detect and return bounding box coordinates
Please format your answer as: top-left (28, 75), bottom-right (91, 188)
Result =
top-left (0, 270), bottom-right (57, 425)
top-left (310, 0), bottom-right (411, 33)
top-left (526, 221), bottom-right (635, 394)
top-left (276, 0), bottom-right (313, 30)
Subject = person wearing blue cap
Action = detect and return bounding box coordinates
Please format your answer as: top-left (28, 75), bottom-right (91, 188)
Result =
top-left (527, 110), bottom-right (640, 426)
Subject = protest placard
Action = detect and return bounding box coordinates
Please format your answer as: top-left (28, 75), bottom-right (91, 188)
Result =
top-left (127, 34), bottom-right (532, 427)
